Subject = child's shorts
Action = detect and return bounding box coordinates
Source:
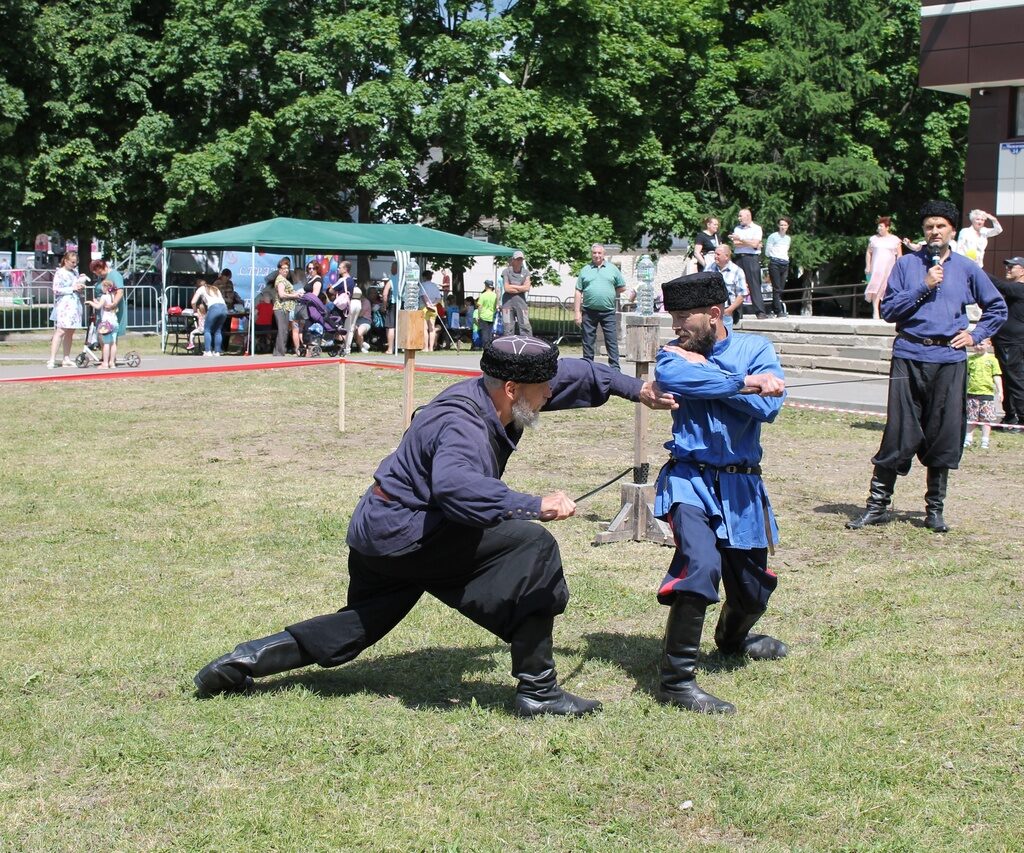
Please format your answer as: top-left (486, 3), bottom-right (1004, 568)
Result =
top-left (101, 331), bottom-right (117, 345)
top-left (967, 394), bottom-right (997, 423)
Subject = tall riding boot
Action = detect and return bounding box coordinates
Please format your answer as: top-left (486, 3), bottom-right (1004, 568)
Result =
top-left (194, 631), bottom-right (313, 696)
top-left (924, 467), bottom-right (950, 533)
top-left (510, 614), bottom-right (602, 717)
top-left (713, 600), bottom-right (788, 660)
top-left (846, 465), bottom-right (898, 529)
top-left (657, 594), bottom-right (735, 714)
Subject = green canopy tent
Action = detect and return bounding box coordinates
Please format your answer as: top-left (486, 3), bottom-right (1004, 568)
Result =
top-left (161, 217), bottom-right (516, 354)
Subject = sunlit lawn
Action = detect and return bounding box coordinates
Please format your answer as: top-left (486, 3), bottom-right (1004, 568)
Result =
top-left (1, 364), bottom-right (1022, 850)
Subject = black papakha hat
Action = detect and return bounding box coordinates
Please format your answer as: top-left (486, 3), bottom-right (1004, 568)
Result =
top-left (480, 335), bottom-right (560, 383)
top-left (661, 271), bottom-right (728, 312)
top-left (919, 200), bottom-right (960, 229)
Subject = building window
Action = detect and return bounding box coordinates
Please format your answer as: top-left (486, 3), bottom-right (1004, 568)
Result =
top-left (1016, 88), bottom-right (1024, 139)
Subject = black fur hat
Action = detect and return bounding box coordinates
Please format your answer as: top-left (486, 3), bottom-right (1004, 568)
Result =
top-left (919, 200), bottom-right (960, 229)
top-left (480, 335), bottom-right (560, 383)
top-left (662, 271), bottom-right (728, 312)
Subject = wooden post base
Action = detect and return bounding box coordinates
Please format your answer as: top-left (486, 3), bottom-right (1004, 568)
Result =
top-left (593, 483), bottom-right (673, 546)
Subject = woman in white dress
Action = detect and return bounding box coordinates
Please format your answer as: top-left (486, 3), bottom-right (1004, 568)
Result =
top-left (47, 251), bottom-right (86, 368)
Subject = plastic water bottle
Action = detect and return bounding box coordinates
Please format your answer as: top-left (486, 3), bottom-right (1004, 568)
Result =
top-left (636, 254), bottom-right (655, 316)
top-left (403, 259), bottom-right (420, 311)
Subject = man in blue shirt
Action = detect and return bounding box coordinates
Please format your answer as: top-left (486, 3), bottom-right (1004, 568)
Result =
top-left (195, 336), bottom-right (678, 717)
top-left (847, 201), bottom-right (1006, 534)
top-left (653, 271), bottom-right (787, 714)
top-left (574, 243), bottom-right (626, 371)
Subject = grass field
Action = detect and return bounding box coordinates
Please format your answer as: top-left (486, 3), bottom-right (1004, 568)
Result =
top-left (2, 364), bottom-right (1022, 851)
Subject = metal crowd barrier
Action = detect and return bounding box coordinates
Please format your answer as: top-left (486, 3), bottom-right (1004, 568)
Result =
top-left (0, 268), bottom-right (161, 333)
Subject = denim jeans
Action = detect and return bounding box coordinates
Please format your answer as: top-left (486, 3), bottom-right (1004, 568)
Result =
top-left (581, 308), bottom-right (620, 371)
top-left (204, 303), bottom-right (227, 353)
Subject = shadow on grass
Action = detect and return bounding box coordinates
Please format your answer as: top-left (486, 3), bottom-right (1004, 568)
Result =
top-left (256, 643), bottom-right (514, 711)
top-left (814, 502), bottom-right (929, 527)
top-left (849, 420), bottom-right (885, 432)
top-left (582, 631), bottom-right (749, 699)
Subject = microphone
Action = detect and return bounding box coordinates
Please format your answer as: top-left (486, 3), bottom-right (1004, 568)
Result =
top-left (926, 245), bottom-right (942, 290)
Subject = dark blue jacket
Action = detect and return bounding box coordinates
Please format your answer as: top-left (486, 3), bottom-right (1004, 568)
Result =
top-left (882, 250), bottom-right (1006, 363)
top-left (346, 359), bottom-right (643, 556)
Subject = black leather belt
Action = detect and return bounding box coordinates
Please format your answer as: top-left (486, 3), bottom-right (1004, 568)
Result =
top-left (670, 459), bottom-right (761, 476)
top-left (898, 331), bottom-right (952, 346)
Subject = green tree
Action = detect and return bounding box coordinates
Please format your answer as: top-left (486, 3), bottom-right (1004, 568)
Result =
top-left (22, 0), bottom-right (164, 262)
top-left (707, 0), bottom-right (889, 278)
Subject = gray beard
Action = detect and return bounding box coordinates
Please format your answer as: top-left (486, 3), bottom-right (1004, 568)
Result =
top-left (511, 398), bottom-right (541, 430)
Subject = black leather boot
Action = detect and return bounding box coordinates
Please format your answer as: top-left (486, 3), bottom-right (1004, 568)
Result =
top-left (510, 614), bottom-right (601, 717)
top-left (846, 465), bottom-right (898, 529)
top-left (194, 631), bottom-right (312, 696)
top-left (657, 594), bottom-right (735, 714)
top-left (924, 467), bottom-right (950, 533)
top-left (714, 601), bottom-right (788, 660)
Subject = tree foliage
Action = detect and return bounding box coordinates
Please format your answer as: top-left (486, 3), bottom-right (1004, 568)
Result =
top-left (2, 0), bottom-right (970, 279)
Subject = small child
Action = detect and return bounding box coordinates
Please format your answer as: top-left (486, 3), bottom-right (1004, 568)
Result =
top-left (86, 280), bottom-right (120, 369)
top-left (965, 338), bottom-right (1003, 449)
top-left (186, 302), bottom-right (207, 352)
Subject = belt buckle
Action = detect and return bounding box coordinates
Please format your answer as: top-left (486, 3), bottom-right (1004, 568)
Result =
top-left (724, 465), bottom-right (738, 474)
top-left (922, 337), bottom-right (936, 346)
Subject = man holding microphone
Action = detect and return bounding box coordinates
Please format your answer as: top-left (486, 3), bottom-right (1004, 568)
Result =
top-left (847, 201), bottom-right (1006, 534)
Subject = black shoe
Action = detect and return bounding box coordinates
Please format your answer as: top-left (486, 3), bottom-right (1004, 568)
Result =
top-left (194, 631), bottom-right (312, 696)
top-left (846, 465), bottom-right (898, 529)
top-left (755, 313), bottom-right (769, 320)
top-left (510, 615), bottom-right (601, 717)
top-left (924, 467), bottom-right (950, 533)
top-left (714, 601), bottom-right (788, 661)
top-left (657, 595), bottom-right (735, 714)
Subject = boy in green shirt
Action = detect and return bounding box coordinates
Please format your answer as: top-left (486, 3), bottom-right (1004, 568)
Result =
top-left (965, 338), bottom-right (1003, 449)
top-left (477, 279), bottom-right (498, 348)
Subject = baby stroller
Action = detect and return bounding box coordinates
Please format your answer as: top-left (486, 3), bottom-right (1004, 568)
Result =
top-left (298, 292), bottom-right (344, 358)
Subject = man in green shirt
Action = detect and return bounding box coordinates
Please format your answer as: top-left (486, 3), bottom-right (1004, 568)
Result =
top-left (476, 279), bottom-right (498, 348)
top-left (574, 243), bottom-right (626, 371)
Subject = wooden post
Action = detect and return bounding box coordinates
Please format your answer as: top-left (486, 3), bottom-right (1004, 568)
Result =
top-left (594, 313), bottom-right (673, 546)
top-left (338, 359), bottom-right (346, 432)
top-left (398, 309), bottom-right (426, 428)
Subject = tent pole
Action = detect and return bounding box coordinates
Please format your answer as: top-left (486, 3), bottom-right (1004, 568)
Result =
top-left (250, 246), bottom-right (256, 356)
top-left (160, 248), bottom-right (168, 352)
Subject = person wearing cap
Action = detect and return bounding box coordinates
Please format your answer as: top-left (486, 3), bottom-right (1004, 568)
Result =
top-left (847, 201), bottom-right (1006, 534)
top-left (501, 250), bottom-right (533, 336)
top-left (194, 336), bottom-right (677, 716)
top-left (992, 257), bottom-right (1024, 426)
top-left (476, 279), bottom-right (498, 348)
top-left (651, 271), bottom-right (787, 714)
top-left (575, 243), bottom-right (627, 371)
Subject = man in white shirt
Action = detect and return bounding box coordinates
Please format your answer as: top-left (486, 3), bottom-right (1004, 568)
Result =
top-left (704, 245), bottom-right (748, 329)
top-left (730, 208), bottom-right (766, 319)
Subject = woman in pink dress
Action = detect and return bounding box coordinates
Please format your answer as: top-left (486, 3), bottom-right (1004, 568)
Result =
top-left (864, 216), bottom-right (902, 320)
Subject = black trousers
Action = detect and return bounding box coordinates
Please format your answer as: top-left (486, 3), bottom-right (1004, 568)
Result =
top-left (735, 255), bottom-right (765, 314)
top-left (287, 521), bottom-right (569, 667)
top-left (872, 357), bottom-right (967, 474)
top-left (767, 260), bottom-right (788, 315)
top-left (993, 339), bottom-right (1024, 419)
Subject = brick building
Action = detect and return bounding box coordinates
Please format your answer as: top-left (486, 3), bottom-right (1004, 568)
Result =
top-left (920, 0), bottom-right (1024, 272)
